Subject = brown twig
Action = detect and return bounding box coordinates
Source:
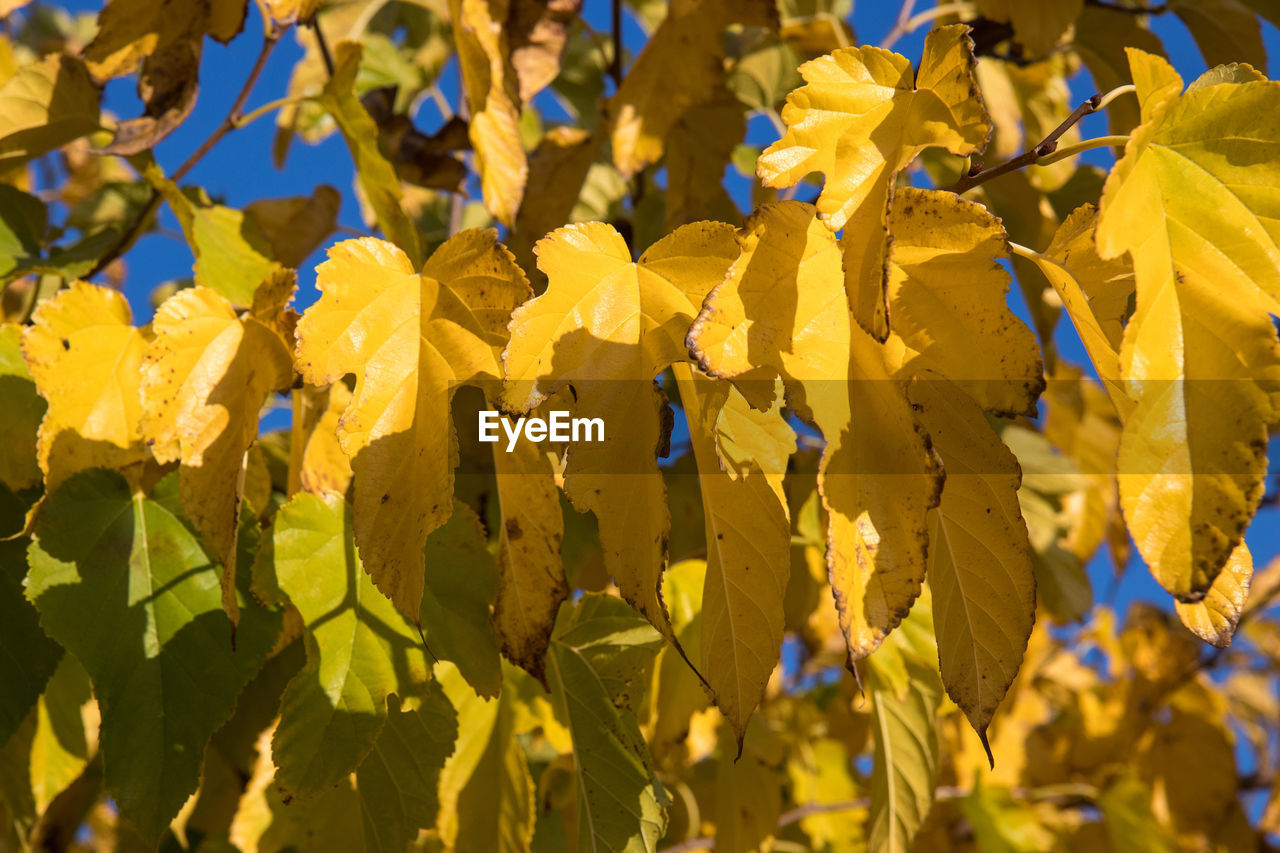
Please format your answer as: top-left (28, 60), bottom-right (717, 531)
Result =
top-left (951, 93), bottom-right (1103, 194)
top-left (1084, 0), bottom-right (1169, 13)
top-left (84, 25), bottom-right (286, 281)
top-left (309, 13), bottom-right (336, 77)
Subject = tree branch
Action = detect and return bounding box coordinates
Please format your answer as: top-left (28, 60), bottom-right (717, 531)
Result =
top-left (1084, 0), bottom-right (1169, 14)
top-left (84, 24), bottom-right (286, 281)
top-left (951, 93), bottom-right (1102, 194)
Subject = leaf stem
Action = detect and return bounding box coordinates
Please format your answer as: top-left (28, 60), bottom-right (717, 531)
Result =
top-left (233, 94), bottom-right (315, 129)
top-left (951, 93), bottom-right (1102, 193)
top-left (85, 23), bottom-right (286, 280)
top-left (1036, 134), bottom-right (1129, 166)
top-left (1084, 0), bottom-right (1168, 13)
top-left (1096, 82), bottom-right (1136, 110)
top-left (881, 0), bottom-right (973, 49)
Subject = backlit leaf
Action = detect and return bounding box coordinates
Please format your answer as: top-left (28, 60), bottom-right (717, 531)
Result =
top-left (674, 363), bottom-right (791, 743)
top-left (22, 282), bottom-right (149, 490)
top-left (493, 436), bottom-right (568, 683)
top-left (450, 0), bottom-right (528, 225)
top-left (864, 598), bottom-right (942, 853)
top-left (690, 201), bottom-right (943, 661)
top-left (913, 379), bottom-right (1035, 763)
top-left (295, 231), bottom-right (529, 620)
top-left (758, 24), bottom-right (989, 232)
top-left (0, 53), bottom-right (100, 170)
top-left (1096, 50), bottom-right (1280, 601)
top-left (546, 594), bottom-right (667, 852)
top-left (141, 279), bottom-right (295, 628)
top-left (0, 323), bottom-right (44, 491)
top-left (884, 188), bottom-right (1044, 418)
top-left (503, 220), bottom-right (738, 647)
top-left (1174, 541), bottom-right (1252, 648)
top-left (255, 491), bottom-right (430, 798)
top-left (26, 469), bottom-right (281, 844)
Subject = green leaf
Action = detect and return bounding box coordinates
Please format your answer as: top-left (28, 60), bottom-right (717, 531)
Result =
top-left (0, 53), bottom-right (100, 170)
top-left (25, 469), bottom-right (282, 845)
top-left (960, 779), bottom-right (1056, 853)
top-left (436, 663), bottom-right (536, 853)
top-left (0, 484), bottom-right (60, 752)
top-left (355, 682), bottom-right (458, 853)
top-left (546, 594), bottom-right (668, 853)
top-left (1099, 775), bottom-right (1178, 853)
top-left (0, 324), bottom-right (46, 492)
top-left (320, 41), bottom-right (424, 268)
top-left (255, 491), bottom-right (431, 799)
top-left (864, 599), bottom-right (942, 853)
top-left (147, 167), bottom-right (282, 308)
top-left (0, 186), bottom-right (46, 280)
top-left (419, 501), bottom-right (502, 698)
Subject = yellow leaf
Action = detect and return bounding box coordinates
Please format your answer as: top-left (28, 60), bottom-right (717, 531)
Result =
top-left (0, 54), bottom-right (100, 170)
top-left (493, 434), bottom-right (568, 683)
top-left (295, 231), bottom-right (529, 620)
top-left (141, 278), bottom-right (295, 627)
top-left (507, 0), bottom-right (581, 101)
top-left (664, 86), bottom-right (746, 232)
top-left (1096, 51), bottom-right (1280, 601)
top-left (22, 282), bottom-right (149, 489)
top-left (1175, 541), bottom-right (1252, 648)
top-left (450, 0), bottom-right (528, 225)
top-left (974, 0), bottom-right (1083, 57)
top-left (884, 188), bottom-right (1044, 417)
top-left (81, 0), bottom-right (246, 81)
top-left (913, 379), bottom-right (1035, 761)
top-left (510, 125), bottom-right (600, 274)
top-left (320, 42), bottom-right (424, 267)
top-left (245, 185), bottom-right (341, 268)
top-left (690, 201), bottom-right (943, 661)
top-left (262, 0), bottom-right (321, 28)
top-left (675, 363), bottom-right (791, 743)
top-left (503, 220), bottom-right (738, 647)
top-left (609, 0), bottom-right (773, 177)
top-left (715, 726), bottom-right (783, 853)
top-left (758, 24), bottom-right (989, 232)
top-left (295, 382), bottom-right (353, 497)
top-left (1013, 204), bottom-right (1133, 413)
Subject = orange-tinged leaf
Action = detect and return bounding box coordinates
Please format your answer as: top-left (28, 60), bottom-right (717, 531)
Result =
top-left (22, 282), bottom-right (149, 489)
top-left (690, 201), bottom-right (943, 661)
top-left (295, 231), bottom-right (530, 620)
top-left (503, 220), bottom-right (738, 648)
top-left (141, 279), bottom-right (295, 627)
top-left (1096, 50), bottom-right (1280, 601)
top-left (1175, 542), bottom-right (1252, 648)
top-left (884, 188), bottom-right (1044, 418)
top-left (450, 0), bottom-right (528, 225)
top-left (758, 24), bottom-right (989, 232)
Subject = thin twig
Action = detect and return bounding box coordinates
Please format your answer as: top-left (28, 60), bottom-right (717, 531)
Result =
top-left (879, 0), bottom-right (916, 50)
top-left (84, 26), bottom-right (286, 280)
top-left (951, 93), bottom-right (1102, 194)
top-left (310, 14), bottom-right (336, 77)
top-left (1084, 0), bottom-right (1169, 13)
top-left (233, 94), bottom-right (315, 129)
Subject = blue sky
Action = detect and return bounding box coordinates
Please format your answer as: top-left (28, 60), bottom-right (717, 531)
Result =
top-left (46, 0), bottom-right (1280, 616)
